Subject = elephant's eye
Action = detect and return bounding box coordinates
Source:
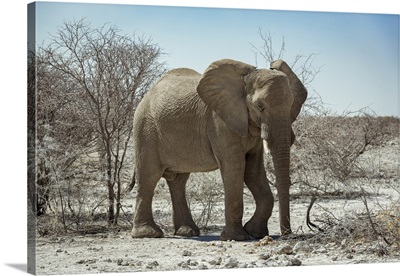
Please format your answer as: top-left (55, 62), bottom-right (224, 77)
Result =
top-left (258, 105), bottom-right (265, 112)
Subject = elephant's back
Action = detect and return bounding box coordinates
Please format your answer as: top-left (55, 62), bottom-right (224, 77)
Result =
top-left (163, 68), bottom-right (200, 77)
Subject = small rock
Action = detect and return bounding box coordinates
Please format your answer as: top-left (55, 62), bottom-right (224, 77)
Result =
top-left (346, 254), bottom-right (354, 259)
top-left (316, 247), bottom-right (328, 254)
top-left (116, 258), bottom-right (123, 265)
top-left (146, 261), bottom-right (159, 269)
top-left (341, 239), bottom-right (347, 249)
top-left (246, 249), bottom-right (256, 254)
top-left (276, 255), bottom-right (292, 266)
top-left (254, 236), bottom-right (273, 246)
top-left (332, 256), bottom-right (338, 261)
top-left (355, 245), bottom-right (366, 254)
top-left (293, 241), bottom-right (312, 253)
top-left (224, 257), bottom-right (239, 268)
top-left (259, 253), bottom-right (271, 260)
top-left (56, 248), bottom-right (62, 253)
top-left (208, 257), bottom-right (222, 265)
top-left (265, 259), bottom-right (278, 267)
top-left (198, 263), bottom-right (208, 270)
top-left (327, 242), bottom-right (337, 248)
top-left (276, 244), bottom-right (293, 255)
top-left (57, 237), bottom-right (66, 243)
top-left (179, 262), bottom-right (189, 269)
top-left (182, 250), bottom-right (192, 256)
top-left (290, 257), bottom-right (302, 266)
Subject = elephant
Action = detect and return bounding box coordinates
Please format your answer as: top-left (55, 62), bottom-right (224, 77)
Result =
top-left (131, 58), bottom-right (307, 241)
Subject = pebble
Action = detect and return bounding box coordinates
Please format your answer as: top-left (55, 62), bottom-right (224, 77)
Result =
top-left (259, 253), bottom-right (271, 260)
top-left (116, 259), bottom-right (123, 265)
top-left (182, 250), bottom-right (192, 256)
top-left (315, 247), bottom-right (328, 254)
top-left (276, 244), bottom-right (293, 255)
top-left (224, 257), bottom-right (239, 268)
top-left (208, 257), bottom-right (222, 265)
top-left (146, 261), bottom-right (159, 269)
top-left (198, 263), bottom-right (208, 270)
top-left (290, 257), bottom-right (302, 266)
top-left (265, 259), bottom-right (279, 267)
top-left (293, 241), bottom-right (312, 253)
top-left (76, 259), bottom-right (97, 265)
top-left (327, 242), bottom-right (337, 248)
top-left (341, 239), bottom-right (347, 249)
top-left (254, 236), bottom-right (274, 246)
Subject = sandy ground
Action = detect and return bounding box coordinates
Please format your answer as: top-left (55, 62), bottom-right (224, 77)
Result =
top-left (35, 138), bottom-right (400, 275)
top-left (35, 190), bottom-right (400, 275)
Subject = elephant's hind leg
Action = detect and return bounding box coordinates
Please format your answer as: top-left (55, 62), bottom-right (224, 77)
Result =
top-left (131, 164), bottom-right (164, 238)
top-left (166, 172), bottom-right (200, 237)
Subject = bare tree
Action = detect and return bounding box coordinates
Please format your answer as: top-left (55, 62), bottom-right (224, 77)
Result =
top-left (251, 28), bottom-right (326, 116)
top-left (37, 19), bottom-right (165, 225)
top-left (251, 28), bottom-right (323, 86)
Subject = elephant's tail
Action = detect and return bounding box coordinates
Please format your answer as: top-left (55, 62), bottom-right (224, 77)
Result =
top-left (126, 171), bottom-right (136, 192)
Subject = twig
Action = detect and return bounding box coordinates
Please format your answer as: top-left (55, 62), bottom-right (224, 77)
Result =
top-left (306, 195), bottom-right (324, 232)
top-left (360, 188), bottom-right (392, 246)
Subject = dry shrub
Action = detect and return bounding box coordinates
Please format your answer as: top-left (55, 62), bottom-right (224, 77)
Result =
top-left (288, 111), bottom-right (398, 196)
top-left (317, 206), bottom-right (400, 255)
top-left (276, 106), bottom-right (400, 254)
top-left (375, 202), bottom-right (400, 248)
top-left (186, 172), bottom-right (224, 229)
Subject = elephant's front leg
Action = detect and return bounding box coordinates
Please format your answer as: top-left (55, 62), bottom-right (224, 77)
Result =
top-left (243, 148), bottom-right (274, 239)
top-left (219, 160), bottom-right (251, 241)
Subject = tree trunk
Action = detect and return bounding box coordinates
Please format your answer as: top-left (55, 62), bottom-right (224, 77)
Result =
top-left (107, 177), bottom-right (115, 224)
top-left (106, 153), bottom-right (115, 225)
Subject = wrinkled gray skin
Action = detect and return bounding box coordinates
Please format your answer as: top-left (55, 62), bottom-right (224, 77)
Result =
top-left (131, 59), bottom-right (307, 241)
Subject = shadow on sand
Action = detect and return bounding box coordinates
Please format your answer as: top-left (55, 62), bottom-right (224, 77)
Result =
top-left (6, 263), bottom-right (27, 273)
top-left (171, 233), bottom-right (315, 242)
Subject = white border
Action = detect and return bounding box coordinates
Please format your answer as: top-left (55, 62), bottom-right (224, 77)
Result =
top-left (0, 1), bottom-right (398, 276)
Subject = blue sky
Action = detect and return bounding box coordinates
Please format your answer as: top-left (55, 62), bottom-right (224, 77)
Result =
top-left (33, 1), bottom-right (399, 116)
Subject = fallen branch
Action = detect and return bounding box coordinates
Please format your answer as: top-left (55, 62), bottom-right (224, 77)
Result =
top-left (306, 195), bottom-right (324, 232)
top-left (360, 188), bottom-right (392, 246)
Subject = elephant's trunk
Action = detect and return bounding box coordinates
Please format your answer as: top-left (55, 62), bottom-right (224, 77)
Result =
top-left (269, 123), bottom-right (292, 235)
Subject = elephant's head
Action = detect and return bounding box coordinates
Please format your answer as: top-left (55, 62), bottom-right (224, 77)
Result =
top-left (197, 59), bottom-right (307, 235)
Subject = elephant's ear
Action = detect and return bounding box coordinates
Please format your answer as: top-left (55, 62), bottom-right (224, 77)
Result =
top-left (197, 59), bottom-right (256, 137)
top-left (270, 60), bottom-right (308, 123)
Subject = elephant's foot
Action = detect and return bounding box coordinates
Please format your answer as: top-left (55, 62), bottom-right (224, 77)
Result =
top-left (220, 225), bottom-right (251, 241)
top-left (244, 218), bottom-right (269, 239)
top-left (131, 223), bottom-right (164, 238)
top-left (175, 225), bottom-right (200, 237)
